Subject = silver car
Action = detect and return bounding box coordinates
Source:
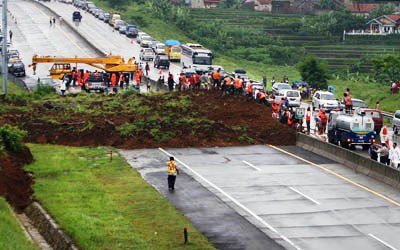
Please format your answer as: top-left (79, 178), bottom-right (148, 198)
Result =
top-left (139, 48), bottom-right (155, 61)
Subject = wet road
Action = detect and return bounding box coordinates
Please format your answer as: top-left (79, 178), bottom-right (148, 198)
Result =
top-left (121, 145), bottom-right (400, 250)
top-left (6, 0), bottom-right (99, 88)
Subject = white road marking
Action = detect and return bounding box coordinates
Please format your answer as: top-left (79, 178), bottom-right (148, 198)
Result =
top-left (158, 147), bottom-right (303, 250)
top-left (368, 234), bottom-right (398, 250)
top-left (242, 160), bottom-right (262, 171)
top-left (289, 187), bottom-right (321, 205)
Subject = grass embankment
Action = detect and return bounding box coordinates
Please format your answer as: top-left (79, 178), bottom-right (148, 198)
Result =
top-left (0, 78), bottom-right (25, 95)
top-left (0, 198), bottom-right (37, 250)
top-left (26, 144), bottom-right (215, 250)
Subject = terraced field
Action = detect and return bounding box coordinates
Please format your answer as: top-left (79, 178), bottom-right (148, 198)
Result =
top-left (189, 8), bottom-right (400, 72)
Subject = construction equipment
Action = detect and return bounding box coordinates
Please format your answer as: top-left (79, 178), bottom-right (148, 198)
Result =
top-left (31, 55), bottom-right (137, 79)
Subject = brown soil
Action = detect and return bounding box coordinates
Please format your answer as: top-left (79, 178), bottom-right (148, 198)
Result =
top-left (0, 91), bottom-right (296, 148)
top-left (0, 147), bottom-right (34, 211)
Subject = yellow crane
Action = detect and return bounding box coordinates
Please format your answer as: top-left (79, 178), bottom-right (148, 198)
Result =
top-left (31, 55), bottom-right (137, 79)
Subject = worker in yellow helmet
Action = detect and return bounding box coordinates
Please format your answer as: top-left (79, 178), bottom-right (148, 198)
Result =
top-left (167, 156), bottom-right (179, 191)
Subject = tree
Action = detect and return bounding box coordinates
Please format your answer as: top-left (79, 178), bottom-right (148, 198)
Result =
top-left (369, 3), bottom-right (397, 18)
top-left (297, 54), bottom-right (329, 89)
top-left (372, 54), bottom-right (400, 83)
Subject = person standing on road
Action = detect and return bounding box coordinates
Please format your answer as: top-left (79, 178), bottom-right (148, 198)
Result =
top-left (262, 75), bottom-right (267, 90)
top-left (389, 143), bottom-right (400, 169)
top-left (119, 73), bottom-right (125, 89)
top-left (167, 73), bottom-right (174, 92)
top-left (305, 107), bottom-right (311, 134)
top-left (167, 156), bottom-right (179, 191)
top-left (9, 30), bottom-right (12, 43)
top-left (375, 143), bottom-right (389, 165)
top-left (49, 18), bottom-right (53, 26)
top-left (271, 76), bottom-right (276, 85)
top-left (212, 68), bottom-right (221, 89)
top-left (53, 17), bottom-right (56, 26)
top-left (145, 62), bottom-right (150, 76)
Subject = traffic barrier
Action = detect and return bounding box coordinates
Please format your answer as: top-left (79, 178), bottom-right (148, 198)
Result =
top-left (296, 133), bottom-right (400, 189)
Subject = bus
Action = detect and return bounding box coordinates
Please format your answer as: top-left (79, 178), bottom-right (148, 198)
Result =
top-left (180, 43), bottom-right (213, 72)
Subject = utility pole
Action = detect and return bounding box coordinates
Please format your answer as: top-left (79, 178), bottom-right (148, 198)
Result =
top-left (2, 0), bottom-right (7, 95)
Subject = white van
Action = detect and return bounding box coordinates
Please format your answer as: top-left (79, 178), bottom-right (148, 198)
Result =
top-left (393, 110), bottom-right (400, 134)
top-left (275, 89), bottom-right (301, 107)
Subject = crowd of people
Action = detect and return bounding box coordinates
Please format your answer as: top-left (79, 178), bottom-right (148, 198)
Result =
top-left (369, 142), bottom-right (400, 169)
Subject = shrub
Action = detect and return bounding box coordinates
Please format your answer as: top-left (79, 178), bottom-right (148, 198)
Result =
top-left (0, 125), bottom-right (27, 152)
top-left (33, 84), bottom-right (56, 98)
top-left (117, 120), bottom-right (145, 137)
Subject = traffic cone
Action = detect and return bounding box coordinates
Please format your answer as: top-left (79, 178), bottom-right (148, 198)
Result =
top-left (130, 39), bottom-right (133, 44)
top-left (112, 29), bottom-right (114, 32)
top-left (159, 68), bottom-right (162, 75)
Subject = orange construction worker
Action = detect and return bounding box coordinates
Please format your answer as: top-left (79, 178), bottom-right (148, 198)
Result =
top-left (111, 73), bottom-right (117, 87)
top-left (234, 76), bottom-right (243, 95)
top-left (212, 69), bottom-right (221, 89)
top-left (257, 91), bottom-right (267, 105)
top-left (318, 109), bottom-right (328, 135)
top-left (247, 81), bottom-right (253, 99)
top-left (119, 73), bottom-right (125, 89)
top-left (287, 110), bottom-right (292, 126)
top-left (77, 70), bottom-right (82, 86)
top-left (271, 99), bottom-right (279, 112)
top-left (83, 70), bottom-right (89, 84)
top-left (167, 156), bottom-right (179, 191)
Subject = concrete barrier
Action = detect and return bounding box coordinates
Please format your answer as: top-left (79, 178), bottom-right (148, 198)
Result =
top-left (296, 133), bottom-right (400, 189)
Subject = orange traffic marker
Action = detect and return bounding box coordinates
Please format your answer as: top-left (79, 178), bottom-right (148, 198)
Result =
top-left (130, 39), bottom-right (133, 44)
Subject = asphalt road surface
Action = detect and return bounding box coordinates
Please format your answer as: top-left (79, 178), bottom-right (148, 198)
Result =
top-left (121, 145), bottom-right (400, 250)
top-left (5, 0), bottom-right (99, 88)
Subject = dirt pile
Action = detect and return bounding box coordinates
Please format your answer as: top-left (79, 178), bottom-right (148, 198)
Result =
top-left (0, 91), bottom-right (296, 148)
top-left (0, 147), bottom-right (34, 211)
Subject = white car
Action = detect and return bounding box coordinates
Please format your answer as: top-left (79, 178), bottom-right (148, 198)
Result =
top-left (393, 110), bottom-right (400, 134)
top-left (139, 48), bottom-right (155, 61)
top-left (283, 89), bottom-right (301, 107)
top-left (136, 32), bottom-right (148, 44)
top-left (271, 82), bottom-right (291, 96)
top-left (153, 43), bottom-right (165, 55)
top-left (312, 91), bottom-right (339, 110)
top-left (113, 19), bottom-right (125, 30)
top-left (140, 36), bottom-right (153, 48)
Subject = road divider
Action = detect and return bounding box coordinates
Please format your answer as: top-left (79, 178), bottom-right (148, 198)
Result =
top-left (296, 132), bottom-right (400, 190)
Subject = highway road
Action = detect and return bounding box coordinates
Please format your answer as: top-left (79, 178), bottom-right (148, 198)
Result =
top-left (121, 145), bottom-right (400, 250)
top-left (5, 0), bottom-right (100, 88)
top-left (4, 1), bottom-right (400, 250)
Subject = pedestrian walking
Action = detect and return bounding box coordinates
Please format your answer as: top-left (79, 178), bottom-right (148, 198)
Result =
top-left (375, 143), bottom-right (389, 165)
top-left (53, 17), bottom-right (56, 26)
top-left (50, 18), bottom-right (53, 26)
top-left (167, 73), bottom-right (174, 92)
top-left (9, 30), bottom-right (12, 43)
top-left (167, 156), bottom-right (179, 191)
top-left (305, 107), bottom-right (311, 134)
top-left (145, 62), bottom-right (150, 76)
top-left (389, 143), bottom-right (400, 169)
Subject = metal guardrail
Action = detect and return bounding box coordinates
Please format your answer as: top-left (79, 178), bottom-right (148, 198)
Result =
top-left (382, 111), bottom-right (393, 119)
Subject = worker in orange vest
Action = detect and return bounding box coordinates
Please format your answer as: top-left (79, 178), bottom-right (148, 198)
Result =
top-left (305, 107), bottom-right (311, 134)
top-left (247, 81), bottom-right (253, 100)
top-left (167, 156), bottom-right (179, 191)
top-left (222, 75), bottom-right (232, 95)
top-left (234, 76), bottom-right (243, 95)
top-left (271, 99), bottom-right (279, 113)
top-left (119, 73), bottom-right (125, 89)
top-left (111, 73), bottom-right (117, 86)
top-left (77, 70), bottom-right (82, 86)
top-left (318, 109), bottom-right (328, 135)
top-left (257, 91), bottom-right (267, 105)
top-left (212, 69), bottom-right (221, 89)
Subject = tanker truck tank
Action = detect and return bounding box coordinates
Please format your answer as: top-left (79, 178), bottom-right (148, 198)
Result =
top-left (328, 111), bottom-right (376, 150)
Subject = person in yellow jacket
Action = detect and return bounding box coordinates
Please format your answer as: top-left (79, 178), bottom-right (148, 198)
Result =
top-left (167, 156), bottom-right (179, 190)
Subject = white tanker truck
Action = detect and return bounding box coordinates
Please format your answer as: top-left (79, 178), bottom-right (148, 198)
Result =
top-left (327, 109), bottom-right (376, 150)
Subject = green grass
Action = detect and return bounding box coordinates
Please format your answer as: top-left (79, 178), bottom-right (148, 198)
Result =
top-left (0, 78), bottom-right (25, 95)
top-left (331, 79), bottom-right (397, 112)
top-left (26, 144), bottom-right (215, 250)
top-left (0, 198), bottom-right (38, 250)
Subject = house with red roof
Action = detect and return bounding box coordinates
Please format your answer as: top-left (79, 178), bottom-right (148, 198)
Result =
top-left (346, 3), bottom-right (380, 15)
top-left (367, 14), bottom-right (400, 34)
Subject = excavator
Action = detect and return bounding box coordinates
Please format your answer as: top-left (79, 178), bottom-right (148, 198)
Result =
top-left (31, 54), bottom-right (137, 79)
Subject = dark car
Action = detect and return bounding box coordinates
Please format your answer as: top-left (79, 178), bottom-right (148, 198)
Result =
top-left (8, 62), bottom-right (26, 77)
top-left (126, 25), bottom-right (138, 38)
top-left (154, 54), bottom-right (170, 69)
top-left (72, 11), bottom-right (82, 22)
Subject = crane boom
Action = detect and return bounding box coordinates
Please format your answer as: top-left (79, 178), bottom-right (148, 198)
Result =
top-left (32, 55), bottom-right (137, 79)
